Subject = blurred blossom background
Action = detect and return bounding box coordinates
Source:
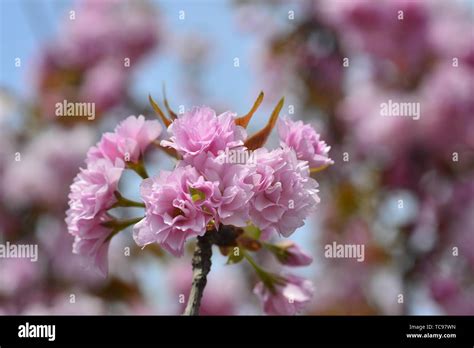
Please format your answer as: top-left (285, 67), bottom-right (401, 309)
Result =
top-left (0, 0), bottom-right (473, 315)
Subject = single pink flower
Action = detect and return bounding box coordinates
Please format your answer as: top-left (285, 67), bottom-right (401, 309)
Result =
top-left (278, 116), bottom-right (333, 169)
top-left (161, 107), bottom-right (246, 159)
top-left (249, 146), bottom-right (320, 238)
top-left (66, 158), bottom-right (123, 223)
top-left (196, 152), bottom-right (255, 227)
top-left (254, 274), bottom-right (314, 315)
top-left (65, 157), bottom-right (124, 276)
top-left (88, 115), bottom-right (162, 164)
top-left (71, 213), bottom-right (113, 277)
top-left (133, 165), bottom-right (219, 256)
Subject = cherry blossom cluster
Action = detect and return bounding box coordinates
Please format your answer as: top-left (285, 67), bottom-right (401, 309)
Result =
top-left (65, 94), bottom-right (332, 315)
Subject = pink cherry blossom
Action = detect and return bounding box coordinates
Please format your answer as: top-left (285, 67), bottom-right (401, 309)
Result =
top-left (2, 126), bottom-right (94, 208)
top-left (80, 59), bottom-right (127, 112)
top-left (278, 116), bottom-right (333, 169)
top-left (275, 241), bottom-right (313, 267)
top-left (71, 213), bottom-right (113, 277)
top-left (33, 0), bottom-right (159, 119)
top-left (22, 292), bottom-right (105, 315)
top-left (323, 0), bottom-right (432, 77)
top-left (37, 218), bottom-right (104, 286)
top-left (196, 152), bottom-right (255, 227)
top-left (418, 64), bottom-right (474, 153)
top-left (337, 83), bottom-right (418, 159)
top-left (133, 165), bottom-right (219, 256)
top-left (87, 115), bottom-right (162, 164)
top-left (64, 0), bottom-right (159, 64)
top-left (249, 146), bottom-right (320, 239)
top-left (161, 107), bottom-right (246, 159)
top-left (65, 157), bottom-right (124, 276)
top-left (0, 258), bottom-right (40, 297)
top-left (254, 274), bottom-right (314, 315)
top-left (66, 158), bottom-right (123, 223)
top-left (428, 5), bottom-right (474, 68)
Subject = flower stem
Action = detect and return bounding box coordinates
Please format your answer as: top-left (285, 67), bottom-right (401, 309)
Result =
top-left (243, 251), bottom-right (268, 280)
top-left (112, 216), bottom-right (144, 231)
top-left (127, 161), bottom-right (149, 179)
top-left (113, 192), bottom-right (145, 208)
top-left (183, 233), bottom-right (213, 315)
top-left (243, 251), bottom-right (285, 292)
top-left (262, 242), bottom-right (287, 261)
top-left (103, 216), bottom-right (144, 241)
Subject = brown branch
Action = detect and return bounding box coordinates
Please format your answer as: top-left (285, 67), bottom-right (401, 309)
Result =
top-left (183, 233), bottom-right (213, 315)
top-left (182, 226), bottom-right (243, 315)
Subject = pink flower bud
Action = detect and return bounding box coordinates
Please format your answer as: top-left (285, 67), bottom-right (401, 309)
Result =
top-left (254, 274), bottom-right (314, 315)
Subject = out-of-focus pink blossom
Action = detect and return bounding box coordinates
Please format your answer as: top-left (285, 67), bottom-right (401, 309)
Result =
top-left (133, 166), bottom-right (219, 256)
top-left (254, 274), bottom-right (314, 315)
top-left (420, 181), bottom-right (474, 315)
top-left (446, 180), bottom-right (474, 268)
top-left (80, 59), bottom-right (127, 112)
top-left (418, 64), bottom-right (474, 153)
top-left (71, 218), bottom-right (113, 277)
top-left (278, 116), bottom-right (333, 169)
top-left (34, 0), bottom-right (159, 118)
top-left (2, 126), bottom-right (94, 208)
top-left (323, 0), bottom-right (432, 77)
top-left (64, 0), bottom-right (158, 64)
top-left (0, 258), bottom-right (40, 296)
top-left (337, 84), bottom-right (417, 159)
top-left (254, 3), bottom-right (344, 109)
top-left (23, 292), bottom-right (105, 315)
top-left (37, 217), bottom-right (104, 285)
top-left (250, 146), bottom-right (320, 238)
top-left (428, 4), bottom-right (474, 68)
top-left (429, 273), bottom-right (474, 315)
